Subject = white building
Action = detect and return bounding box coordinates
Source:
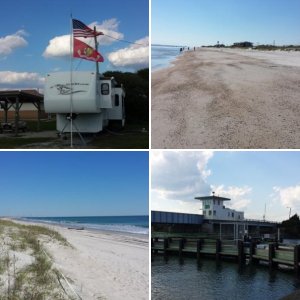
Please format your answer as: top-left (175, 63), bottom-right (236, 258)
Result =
top-left (195, 194), bottom-right (244, 221)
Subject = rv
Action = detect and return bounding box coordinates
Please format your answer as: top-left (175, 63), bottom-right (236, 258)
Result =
top-left (44, 71), bottom-right (125, 133)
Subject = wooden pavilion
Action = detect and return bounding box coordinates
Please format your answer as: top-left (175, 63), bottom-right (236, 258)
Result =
top-left (0, 90), bottom-right (44, 134)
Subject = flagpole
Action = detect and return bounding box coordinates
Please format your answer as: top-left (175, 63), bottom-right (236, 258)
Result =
top-left (94, 26), bottom-right (99, 75)
top-left (70, 15), bottom-right (73, 148)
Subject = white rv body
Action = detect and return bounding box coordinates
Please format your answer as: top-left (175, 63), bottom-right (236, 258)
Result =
top-left (44, 71), bottom-right (125, 133)
top-left (108, 87), bottom-right (126, 127)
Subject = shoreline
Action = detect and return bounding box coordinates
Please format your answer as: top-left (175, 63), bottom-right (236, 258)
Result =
top-left (1, 218), bottom-right (149, 299)
top-left (15, 216), bottom-right (149, 238)
top-left (152, 48), bottom-right (300, 149)
top-left (152, 45), bottom-right (183, 71)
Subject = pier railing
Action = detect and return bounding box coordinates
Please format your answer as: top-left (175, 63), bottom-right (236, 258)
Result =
top-left (152, 236), bottom-right (300, 275)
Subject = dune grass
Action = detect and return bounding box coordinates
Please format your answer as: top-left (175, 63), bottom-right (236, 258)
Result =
top-left (0, 219), bottom-right (73, 300)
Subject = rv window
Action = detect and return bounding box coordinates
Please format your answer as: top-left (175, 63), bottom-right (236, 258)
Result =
top-left (101, 83), bottom-right (110, 95)
top-left (115, 94), bottom-right (120, 106)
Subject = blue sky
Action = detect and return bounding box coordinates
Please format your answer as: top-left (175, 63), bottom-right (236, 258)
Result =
top-left (0, 0), bottom-right (149, 89)
top-left (152, 0), bottom-right (300, 46)
top-left (0, 151), bottom-right (149, 217)
top-left (151, 151), bottom-right (300, 221)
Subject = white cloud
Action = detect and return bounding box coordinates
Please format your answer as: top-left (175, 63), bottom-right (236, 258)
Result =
top-left (43, 18), bottom-right (124, 58)
top-left (43, 34), bottom-right (71, 58)
top-left (108, 36), bottom-right (149, 69)
top-left (272, 185), bottom-right (300, 209)
top-left (151, 151), bottom-right (213, 213)
top-left (211, 185), bottom-right (252, 211)
top-left (0, 71), bottom-right (44, 88)
top-left (89, 18), bottom-right (124, 45)
top-left (0, 30), bottom-right (28, 56)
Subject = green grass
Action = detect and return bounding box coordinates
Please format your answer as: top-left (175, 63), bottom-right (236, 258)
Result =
top-left (0, 137), bottom-right (56, 149)
top-left (0, 120), bottom-right (148, 149)
top-left (0, 220), bottom-right (69, 246)
top-left (26, 120), bottom-right (56, 131)
top-left (91, 131), bottom-right (148, 149)
top-left (91, 121), bottom-right (149, 149)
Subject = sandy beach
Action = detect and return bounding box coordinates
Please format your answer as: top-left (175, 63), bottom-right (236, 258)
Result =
top-left (152, 48), bottom-right (300, 149)
top-left (0, 219), bottom-right (148, 300)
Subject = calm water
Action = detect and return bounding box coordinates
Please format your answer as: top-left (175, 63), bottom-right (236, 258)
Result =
top-left (152, 256), bottom-right (300, 300)
top-left (152, 45), bottom-right (183, 71)
top-left (23, 215), bottom-right (149, 235)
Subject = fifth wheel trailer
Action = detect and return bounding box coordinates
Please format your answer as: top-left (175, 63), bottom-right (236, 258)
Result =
top-left (44, 71), bottom-right (125, 133)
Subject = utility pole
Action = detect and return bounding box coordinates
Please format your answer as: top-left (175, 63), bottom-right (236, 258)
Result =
top-left (94, 26), bottom-right (99, 75)
top-left (287, 207), bottom-right (291, 219)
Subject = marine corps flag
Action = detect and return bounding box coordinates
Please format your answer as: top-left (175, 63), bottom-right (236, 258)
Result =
top-left (73, 38), bottom-right (104, 62)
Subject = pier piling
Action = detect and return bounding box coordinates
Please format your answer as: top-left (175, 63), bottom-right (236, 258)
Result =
top-left (294, 245), bottom-right (300, 275)
top-left (238, 240), bottom-right (245, 265)
top-left (163, 238), bottom-right (169, 259)
top-left (151, 235), bottom-right (299, 276)
top-left (216, 239), bottom-right (221, 260)
top-left (179, 238), bottom-right (184, 259)
top-left (197, 239), bottom-right (202, 263)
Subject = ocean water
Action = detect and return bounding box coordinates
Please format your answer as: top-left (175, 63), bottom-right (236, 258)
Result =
top-left (152, 256), bottom-right (300, 300)
top-left (23, 215), bottom-right (149, 235)
top-left (152, 45), bottom-right (183, 71)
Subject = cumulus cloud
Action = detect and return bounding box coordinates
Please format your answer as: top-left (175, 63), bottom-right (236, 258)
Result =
top-left (272, 185), bottom-right (300, 209)
top-left (108, 36), bottom-right (149, 69)
top-left (43, 34), bottom-right (71, 58)
top-left (0, 71), bottom-right (44, 88)
top-left (43, 18), bottom-right (124, 58)
top-left (89, 18), bottom-right (124, 45)
top-left (151, 151), bottom-right (213, 213)
top-left (0, 30), bottom-right (28, 56)
top-left (211, 185), bottom-right (252, 211)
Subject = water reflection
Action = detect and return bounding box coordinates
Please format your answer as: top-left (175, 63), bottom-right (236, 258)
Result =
top-left (152, 256), bottom-right (300, 300)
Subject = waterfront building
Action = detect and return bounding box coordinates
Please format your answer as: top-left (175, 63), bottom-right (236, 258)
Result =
top-left (195, 194), bottom-right (244, 221)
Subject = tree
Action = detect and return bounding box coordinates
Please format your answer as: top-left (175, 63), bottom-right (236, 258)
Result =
top-left (280, 214), bottom-right (300, 238)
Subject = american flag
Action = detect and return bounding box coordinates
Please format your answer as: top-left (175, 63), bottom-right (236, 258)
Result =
top-left (72, 19), bottom-right (103, 37)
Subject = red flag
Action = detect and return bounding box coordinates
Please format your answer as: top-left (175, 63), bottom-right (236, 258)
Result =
top-left (73, 38), bottom-right (104, 62)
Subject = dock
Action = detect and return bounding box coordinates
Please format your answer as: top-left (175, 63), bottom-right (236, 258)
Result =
top-left (151, 234), bottom-right (300, 275)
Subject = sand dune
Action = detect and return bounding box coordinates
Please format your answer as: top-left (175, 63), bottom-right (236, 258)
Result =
top-left (3, 219), bottom-right (148, 300)
top-left (152, 48), bottom-right (300, 149)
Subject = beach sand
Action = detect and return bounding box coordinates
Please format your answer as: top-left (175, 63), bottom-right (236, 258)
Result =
top-left (5, 219), bottom-right (149, 300)
top-left (152, 48), bottom-right (300, 149)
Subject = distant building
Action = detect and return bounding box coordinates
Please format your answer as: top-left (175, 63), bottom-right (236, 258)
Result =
top-left (152, 194), bottom-right (277, 238)
top-left (232, 42), bottom-right (253, 48)
top-left (194, 194), bottom-right (244, 221)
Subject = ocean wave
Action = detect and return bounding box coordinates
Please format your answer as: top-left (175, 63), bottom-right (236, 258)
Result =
top-left (23, 218), bottom-right (149, 235)
top-left (81, 223), bottom-right (149, 235)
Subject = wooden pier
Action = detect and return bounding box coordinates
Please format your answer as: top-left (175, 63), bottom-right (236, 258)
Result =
top-left (152, 235), bottom-right (300, 275)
